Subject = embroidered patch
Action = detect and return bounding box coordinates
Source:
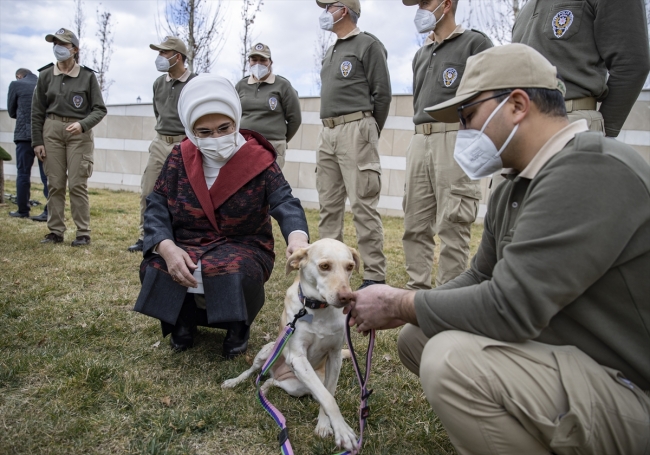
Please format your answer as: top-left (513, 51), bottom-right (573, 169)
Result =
top-left (255, 43), bottom-right (264, 51)
top-left (269, 97), bottom-right (278, 110)
top-left (72, 95), bottom-right (83, 108)
top-left (340, 61), bottom-right (352, 77)
top-left (56, 28), bottom-right (65, 35)
top-left (442, 68), bottom-right (458, 87)
top-left (164, 35), bottom-right (174, 42)
top-left (552, 10), bottom-right (574, 38)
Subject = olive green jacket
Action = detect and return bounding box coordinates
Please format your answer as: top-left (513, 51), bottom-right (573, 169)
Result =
top-left (31, 63), bottom-right (107, 147)
top-left (153, 70), bottom-right (197, 136)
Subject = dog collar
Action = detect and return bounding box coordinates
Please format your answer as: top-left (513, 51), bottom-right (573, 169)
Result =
top-left (298, 283), bottom-right (329, 309)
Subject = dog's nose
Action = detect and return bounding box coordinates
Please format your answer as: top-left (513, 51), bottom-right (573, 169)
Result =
top-left (337, 290), bottom-right (353, 305)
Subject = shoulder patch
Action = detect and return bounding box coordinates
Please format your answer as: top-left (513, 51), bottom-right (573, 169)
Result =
top-left (81, 66), bottom-right (97, 73)
top-left (37, 63), bottom-right (54, 72)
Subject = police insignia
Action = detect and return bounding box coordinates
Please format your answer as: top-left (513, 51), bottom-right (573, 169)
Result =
top-left (552, 10), bottom-right (574, 38)
top-left (255, 43), bottom-right (264, 50)
top-left (56, 28), bottom-right (65, 35)
top-left (269, 97), bottom-right (278, 110)
top-left (72, 95), bottom-right (83, 108)
top-left (442, 68), bottom-right (458, 88)
top-left (340, 61), bottom-right (352, 78)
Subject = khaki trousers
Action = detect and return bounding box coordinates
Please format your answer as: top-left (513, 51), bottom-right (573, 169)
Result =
top-left (397, 325), bottom-right (650, 455)
top-left (402, 131), bottom-right (480, 288)
top-left (316, 116), bottom-right (386, 280)
top-left (42, 117), bottom-right (94, 237)
top-left (139, 134), bottom-right (183, 239)
top-left (268, 139), bottom-right (287, 169)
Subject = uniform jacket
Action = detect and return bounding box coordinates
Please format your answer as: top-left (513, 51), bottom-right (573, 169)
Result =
top-left (414, 129), bottom-right (650, 390)
top-left (134, 130), bottom-right (309, 326)
top-left (7, 73), bottom-right (37, 142)
top-left (152, 70), bottom-right (197, 136)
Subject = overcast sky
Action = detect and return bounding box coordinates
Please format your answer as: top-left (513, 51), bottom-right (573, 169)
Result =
top-left (0, 0), bottom-right (484, 108)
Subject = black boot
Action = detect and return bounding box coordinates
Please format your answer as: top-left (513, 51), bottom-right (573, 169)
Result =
top-left (223, 321), bottom-right (250, 359)
top-left (169, 297), bottom-right (197, 352)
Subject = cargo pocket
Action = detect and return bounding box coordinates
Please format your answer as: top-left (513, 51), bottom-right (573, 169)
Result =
top-left (357, 162), bottom-right (381, 199)
top-left (80, 156), bottom-right (94, 179)
top-left (446, 183), bottom-right (481, 224)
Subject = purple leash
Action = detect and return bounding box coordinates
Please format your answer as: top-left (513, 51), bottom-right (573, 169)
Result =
top-left (254, 309), bottom-right (376, 455)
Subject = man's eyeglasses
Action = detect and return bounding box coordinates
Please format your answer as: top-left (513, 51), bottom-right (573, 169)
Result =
top-left (326, 4), bottom-right (344, 13)
top-left (193, 123), bottom-right (235, 139)
top-left (457, 91), bottom-right (512, 128)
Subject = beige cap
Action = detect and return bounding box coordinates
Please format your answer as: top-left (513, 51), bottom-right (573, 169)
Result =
top-left (150, 36), bottom-right (189, 56)
top-left (248, 43), bottom-right (272, 59)
top-left (316, 0), bottom-right (361, 16)
top-left (425, 44), bottom-right (567, 123)
top-left (45, 28), bottom-right (79, 48)
top-left (401, 0), bottom-right (420, 5)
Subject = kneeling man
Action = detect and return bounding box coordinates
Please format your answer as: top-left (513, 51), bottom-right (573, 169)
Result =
top-left (344, 44), bottom-right (650, 455)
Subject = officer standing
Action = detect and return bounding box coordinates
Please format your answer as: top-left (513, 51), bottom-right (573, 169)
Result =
top-left (32, 28), bottom-right (107, 246)
top-left (127, 37), bottom-right (197, 252)
top-left (401, 0), bottom-right (493, 289)
top-left (315, 0), bottom-right (392, 289)
top-left (512, 0), bottom-right (650, 137)
top-left (236, 43), bottom-right (302, 169)
top-left (7, 68), bottom-right (48, 222)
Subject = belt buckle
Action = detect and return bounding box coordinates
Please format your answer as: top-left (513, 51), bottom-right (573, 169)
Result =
top-left (324, 119), bottom-right (334, 128)
top-left (165, 136), bottom-right (174, 144)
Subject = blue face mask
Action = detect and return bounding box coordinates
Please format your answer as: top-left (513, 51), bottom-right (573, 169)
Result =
top-left (414, 2), bottom-right (445, 34)
top-left (53, 44), bottom-right (72, 62)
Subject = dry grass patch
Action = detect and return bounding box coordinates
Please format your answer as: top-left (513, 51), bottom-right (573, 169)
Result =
top-left (1, 182), bottom-right (482, 454)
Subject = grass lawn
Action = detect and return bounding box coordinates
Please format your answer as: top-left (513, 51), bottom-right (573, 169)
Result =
top-left (0, 181), bottom-right (482, 455)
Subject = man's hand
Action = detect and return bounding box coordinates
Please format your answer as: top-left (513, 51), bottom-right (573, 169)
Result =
top-left (157, 239), bottom-right (198, 288)
top-left (66, 122), bottom-right (83, 135)
top-left (340, 284), bottom-right (418, 333)
top-left (35, 145), bottom-right (46, 161)
top-left (286, 231), bottom-right (309, 259)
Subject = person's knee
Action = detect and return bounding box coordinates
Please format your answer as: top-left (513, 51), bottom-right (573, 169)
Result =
top-left (397, 324), bottom-right (428, 376)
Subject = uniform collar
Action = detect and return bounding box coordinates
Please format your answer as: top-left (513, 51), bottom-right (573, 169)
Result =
top-left (517, 120), bottom-right (590, 179)
top-left (247, 73), bottom-right (276, 85)
top-left (340, 27), bottom-right (361, 40)
top-left (166, 68), bottom-right (191, 83)
top-left (426, 24), bottom-right (466, 46)
top-left (53, 62), bottom-right (81, 77)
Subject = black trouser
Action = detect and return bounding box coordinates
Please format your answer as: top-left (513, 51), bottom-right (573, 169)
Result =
top-left (160, 294), bottom-right (246, 336)
top-left (15, 140), bottom-right (48, 215)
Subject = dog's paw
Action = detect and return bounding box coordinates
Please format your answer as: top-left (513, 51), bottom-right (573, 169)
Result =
top-left (221, 378), bottom-right (241, 389)
top-left (314, 415), bottom-right (333, 438)
top-left (333, 421), bottom-right (358, 453)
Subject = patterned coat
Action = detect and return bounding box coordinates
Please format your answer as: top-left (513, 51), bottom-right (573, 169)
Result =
top-left (134, 130), bottom-right (308, 327)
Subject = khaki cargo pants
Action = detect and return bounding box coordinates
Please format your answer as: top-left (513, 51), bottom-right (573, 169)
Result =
top-left (397, 325), bottom-right (650, 455)
top-left (42, 117), bottom-right (94, 237)
top-left (402, 129), bottom-right (480, 288)
top-left (316, 116), bottom-right (386, 281)
top-left (139, 134), bottom-right (185, 240)
top-left (268, 139), bottom-right (287, 169)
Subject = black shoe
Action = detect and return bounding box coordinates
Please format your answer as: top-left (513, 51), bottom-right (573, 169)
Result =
top-left (41, 233), bottom-right (64, 244)
top-left (9, 211), bottom-right (29, 218)
top-left (71, 235), bottom-right (91, 247)
top-left (127, 239), bottom-right (143, 252)
top-left (357, 279), bottom-right (386, 290)
top-left (30, 212), bottom-right (47, 222)
top-left (223, 321), bottom-right (250, 359)
top-left (170, 324), bottom-right (197, 352)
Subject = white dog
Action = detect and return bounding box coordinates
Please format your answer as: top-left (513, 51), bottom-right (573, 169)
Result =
top-left (222, 238), bottom-right (361, 453)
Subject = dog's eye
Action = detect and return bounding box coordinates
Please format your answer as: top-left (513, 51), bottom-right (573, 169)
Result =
top-left (319, 263), bottom-right (330, 271)
top-left (346, 264), bottom-right (354, 271)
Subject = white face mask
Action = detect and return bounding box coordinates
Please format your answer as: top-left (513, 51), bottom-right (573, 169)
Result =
top-left (250, 63), bottom-right (269, 80)
top-left (196, 132), bottom-right (240, 163)
top-left (53, 45), bottom-right (73, 62)
top-left (155, 54), bottom-right (178, 73)
top-left (453, 96), bottom-right (519, 180)
top-left (319, 7), bottom-right (344, 31)
top-left (414, 2), bottom-right (445, 34)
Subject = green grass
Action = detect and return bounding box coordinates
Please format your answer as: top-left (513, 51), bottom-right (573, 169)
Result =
top-left (0, 181), bottom-right (482, 454)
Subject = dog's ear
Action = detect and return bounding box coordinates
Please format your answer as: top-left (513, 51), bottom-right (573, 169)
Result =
top-left (349, 247), bottom-right (361, 273)
top-left (286, 247), bottom-right (309, 276)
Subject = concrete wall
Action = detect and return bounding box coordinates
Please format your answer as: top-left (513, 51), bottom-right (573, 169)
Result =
top-left (2, 91), bottom-right (649, 218)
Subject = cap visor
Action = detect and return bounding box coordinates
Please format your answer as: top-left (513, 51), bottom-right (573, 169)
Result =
top-left (150, 44), bottom-right (173, 51)
top-left (402, 0), bottom-right (419, 5)
top-left (46, 34), bottom-right (71, 44)
top-left (248, 52), bottom-right (271, 58)
top-left (316, 0), bottom-right (336, 8)
top-left (424, 91), bottom-right (479, 123)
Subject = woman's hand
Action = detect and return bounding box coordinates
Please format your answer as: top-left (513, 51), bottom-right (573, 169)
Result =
top-left (34, 146), bottom-right (46, 161)
top-left (286, 231), bottom-right (309, 259)
top-left (157, 239), bottom-right (198, 288)
top-left (66, 122), bottom-right (83, 135)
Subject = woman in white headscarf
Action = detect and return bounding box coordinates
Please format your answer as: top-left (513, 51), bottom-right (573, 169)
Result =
top-left (134, 74), bottom-right (309, 358)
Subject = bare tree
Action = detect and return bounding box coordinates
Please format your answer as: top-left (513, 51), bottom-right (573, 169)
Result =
top-left (312, 29), bottom-right (335, 93)
top-left (71, 0), bottom-right (86, 64)
top-left (157, 0), bottom-right (226, 74)
top-left (462, 0), bottom-right (528, 44)
top-left (240, 0), bottom-right (264, 78)
top-left (92, 7), bottom-right (115, 100)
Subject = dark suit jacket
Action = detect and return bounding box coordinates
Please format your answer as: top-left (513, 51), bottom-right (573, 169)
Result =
top-left (7, 73), bottom-right (37, 142)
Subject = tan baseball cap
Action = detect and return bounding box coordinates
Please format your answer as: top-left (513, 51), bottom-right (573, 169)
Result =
top-left (401, 0), bottom-right (420, 5)
top-left (248, 43), bottom-right (272, 59)
top-left (45, 28), bottom-right (79, 48)
top-left (425, 44), bottom-right (567, 123)
top-left (150, 36), bottom-right (189, 57)
top-left (316, 0), bottom-right (361, 16)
